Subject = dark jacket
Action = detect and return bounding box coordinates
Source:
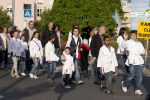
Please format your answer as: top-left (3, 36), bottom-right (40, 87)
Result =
top-left (42, 29), bottom-right (59, 49)
top-left (90, 34), bottom-right (103, 58)
top-left (22, 28), bottom-right (29, 42)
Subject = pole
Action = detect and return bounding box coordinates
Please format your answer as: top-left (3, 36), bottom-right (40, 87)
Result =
top-left (144, 39), bottom-right (149, 69)
top-left (12, 0), bottom-right (15, 27)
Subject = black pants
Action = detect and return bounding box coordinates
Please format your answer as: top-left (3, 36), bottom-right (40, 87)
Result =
top-left (63, 74), bottom-right (70, 86)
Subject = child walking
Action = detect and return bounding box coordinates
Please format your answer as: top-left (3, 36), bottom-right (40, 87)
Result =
top-left (62, 47), bottom-right (75, 88)
top-left (19, 35), bottom-right (28, 76)
top-left (97, 36), bottom-right (118, 94)
top-left (8, 30), bottom-right (22, 78)
top-left (45, 35), bottom-right (59, 84)
top-left (29, 31), bottom-right (43, 79)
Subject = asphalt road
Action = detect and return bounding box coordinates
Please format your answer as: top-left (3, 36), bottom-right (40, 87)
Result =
top-left (0, 68), bottom-right (150, 100)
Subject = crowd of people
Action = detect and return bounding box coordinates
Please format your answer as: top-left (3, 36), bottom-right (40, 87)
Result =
top-left (0, 21), bottom-right (147, 95)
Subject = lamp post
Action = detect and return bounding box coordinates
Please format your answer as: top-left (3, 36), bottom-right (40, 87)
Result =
top-left (12, 0), bottom-right (15, 27)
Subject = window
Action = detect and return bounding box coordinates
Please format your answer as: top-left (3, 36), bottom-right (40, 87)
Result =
top-left (121, 1), bottom-right (128, 7)
top-left (37, 9), bottom-right (42, 16)
top-left (24, 4), bottom-right (31, 9)
top-left (7, 4), bottom-right (12, 12)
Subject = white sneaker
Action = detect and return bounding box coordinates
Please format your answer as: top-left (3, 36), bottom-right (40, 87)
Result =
top-left (77, 80), bottom-right (84, 84)
top-left (121, 81), bottom-right (127, 92)
top-left (122, 86), bottom-right (127, 92)
top-left (65, 85), bottom-right (71, 89)
top-left (30, 73), bottom-right (34, 78)
top-left (33, 75), bottom-right (39, 79)
top-left (135, 90), bottom-right (143, 95)
top-left (21, 73), bottom-right (26, 76)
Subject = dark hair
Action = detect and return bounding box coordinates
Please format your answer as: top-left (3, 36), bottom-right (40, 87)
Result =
top-left (72, 27), bottom-right (80, 35)
top-left (31, 31), bottom-right (40, 40)
top-left (53, 24), bottom-right (60, 31)
top-left (20, 34), bottom-right (25, 39)
top-left (130, 30), bottom-right (137, 35)
top-left (119, 27), bottom-right (127, 39)
top-left (72, 24), bottom-right (79, 28)
top-left (48, 34), bottom-right (55, 41)
top-left (104, 35), bottom-right (110, 41)
top-left (28, 21), bottom-right (34, 25)
top-left (65, 47), bottom-right (71, 51)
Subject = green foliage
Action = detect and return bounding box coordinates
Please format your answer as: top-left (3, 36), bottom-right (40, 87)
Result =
top-left (40, 0), bottom-right (122, 38)
top-left (0, 6), bottom-right (11, 31)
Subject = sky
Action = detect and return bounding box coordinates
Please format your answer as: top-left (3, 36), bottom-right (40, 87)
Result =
top-left (131, 0), bottom-right (150, 29)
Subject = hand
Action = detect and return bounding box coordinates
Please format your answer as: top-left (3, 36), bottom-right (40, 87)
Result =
top-left (92, 57), bottom-right (96, 61)
top-left (8, 54), bottom-right (11, 58)
top-left (99, 67), bottom-right (102, 72)
top-left (145, 47), bottom-right (149, 51)
top-left (48, 60), bottom-right (51, 63)
top-left (32, 57), bottom-right (35, 60)
top-left (80, 48), bottom-right (83, 51)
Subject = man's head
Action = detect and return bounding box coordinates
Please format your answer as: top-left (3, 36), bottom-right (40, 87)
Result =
top-left (2, 26), bottom-right (8, 33)
top-left (104, 36), bottom-right (110, 46)
top-left (130, 30), bottom-right (137, 41)
top-left (98, 24), bottom-right (106, 35)
top-left (28, 21), bottom-right (34, 29)
top-left (48, 22), bottom-right (54, 30)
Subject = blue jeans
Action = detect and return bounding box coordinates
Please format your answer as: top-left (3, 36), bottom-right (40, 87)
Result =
top-left (30, 58), bottom-right (40, 75)
top-left (93, 60), bottom-right (100, 81)
top-left (47, 61), bottom-right (56, 80)
top-left (19, 59), bottom-right (26, 73)
top-left (74, 58), bottom-right (81, 82)
top-left (123, 64), bottom-right (143, 90)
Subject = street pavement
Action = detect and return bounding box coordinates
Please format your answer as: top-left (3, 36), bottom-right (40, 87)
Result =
top-left (0, 66), bottom-right (150, 100)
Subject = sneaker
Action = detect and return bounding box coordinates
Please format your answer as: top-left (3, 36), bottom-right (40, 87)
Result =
top-left (105, 90), bottom-right (113, 94)
top-left (65, 85), bottom-right (71, 89)
top-left (21, 73), bottom-right (26, 76)
top-left (135, 90), bottom-right (143, 95)
top-left (122, 86), bottom-right (127, 93)
top-left (33, 75), bottom-right (39, 79)
top-left (77, 80), bottom-right (84, 84)
top-left (11, 74), bottom-right (15, 77)
top-left (121, 81), bottom-right (127, 92)
top-left (30, 73), bottom-right (34, 79)
top-left (15, 75), bottom-right (20, 78)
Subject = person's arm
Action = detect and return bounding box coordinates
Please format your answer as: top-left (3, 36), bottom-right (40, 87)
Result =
top-left (29, 41), bottom-right (35, 59)
top-left (117, 36), bottom-right (126, 53)
top-left (45, 43), bottom-right (51, 62)
top-left (139, 42), bottom-right (145, 55)
top-left (8, 39), bottom-right (12, 54)
top-left (97, 48), bottom-right (104, 73)
top-left (90, 36), bottom-right (97, 60)
top-left (66, 35), bottom-right (72, 47)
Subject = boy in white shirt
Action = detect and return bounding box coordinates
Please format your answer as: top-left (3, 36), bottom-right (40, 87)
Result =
top-left (122, 30), bottom-right (145, 95)
top-left (45, 35), bottom-right (59, 84)
top-left (62, 47), bottom-right (75, 88)
top-left (97, 36), bottom-right (118, 94)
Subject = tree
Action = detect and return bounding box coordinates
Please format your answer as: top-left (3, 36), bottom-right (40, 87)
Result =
top-left (40, 0), bottom-right (122, 39)
top-left (0, 6), bottom-right (11, 31)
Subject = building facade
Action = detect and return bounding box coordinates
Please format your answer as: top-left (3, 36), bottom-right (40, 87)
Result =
top-left (0, 0), bottom-right (54, 30)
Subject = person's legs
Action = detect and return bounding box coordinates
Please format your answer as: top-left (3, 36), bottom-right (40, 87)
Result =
top-left (64, 74), bottom-right (70, 86)
top-left (30, 58), bottom-right (39, 75)
top-left (47, 62), bottom-right (52, 79)
top-left (12, 56), bottom-right (19, 78)
top-left (122, 64), bottom-right (134, 92)
top-left (134, 65), bottom-right (143, 91)
top-left (0, 51), bottom-right (5, 68)
top-left (51, 61), bottom-right (57, 80)
top-left (20, 59), bottom-right (26, 75)
top-left (93, 60), bottom-right (100, 83)
top-left (74, 58), bottom-right (81, 82)
top-left (104, 72), bottom-right (114, 92)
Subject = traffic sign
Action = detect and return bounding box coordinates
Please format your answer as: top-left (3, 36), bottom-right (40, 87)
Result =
top-left (137, 21), bottom-right (150, 39)
top-left (130, 12), bottom-right (150, 17)
top-left (24, 9), bottom-right (32, 17)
